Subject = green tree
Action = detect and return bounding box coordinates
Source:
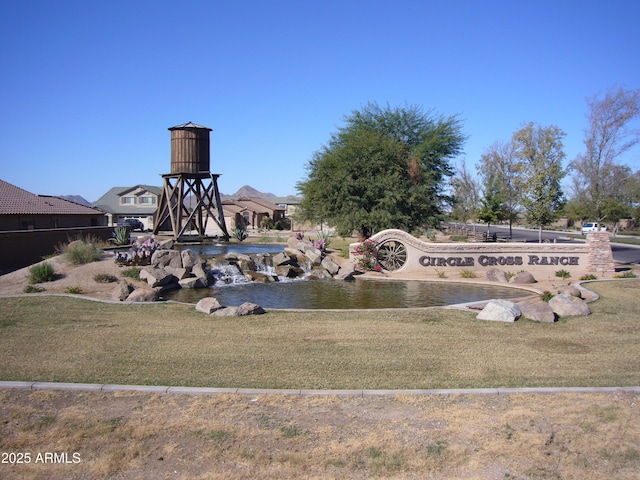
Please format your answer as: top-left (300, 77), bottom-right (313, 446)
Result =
top-left (477, 173), bottom-right (506, 234)
top-left (477, 140), bottom-right (522, 238)
top-left (450, 158), bottom-right (480, 229)
top-left (297, 103), bottom-right (466, 236)
top-left (569, 86), bottom-right (640, 222)
top-left (513, 122), bottom-right (567, 242)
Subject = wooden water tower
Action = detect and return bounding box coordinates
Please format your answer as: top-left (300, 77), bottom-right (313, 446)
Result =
top-left (153, 122), bottom-right (229, 240)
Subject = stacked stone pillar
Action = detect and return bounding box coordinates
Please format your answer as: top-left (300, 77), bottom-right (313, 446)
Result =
top-left (586, 232), bottom-right (615, 276)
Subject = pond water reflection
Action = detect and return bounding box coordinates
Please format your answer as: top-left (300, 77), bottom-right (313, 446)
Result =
top-left (166, 278), bottom-right (528, 310)
top-left (175, 242), bottom-right (285, 256)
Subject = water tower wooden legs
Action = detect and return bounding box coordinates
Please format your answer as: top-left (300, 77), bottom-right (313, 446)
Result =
top-left (153, 173), bottom-right (229, 240)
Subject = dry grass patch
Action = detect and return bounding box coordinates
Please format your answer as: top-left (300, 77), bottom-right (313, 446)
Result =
top-left (0, 280), bottom-right (639, 389)
top-left (1, 280), bottom-right (639, 478)
top-left (0, 389), bottom-right (638, 479)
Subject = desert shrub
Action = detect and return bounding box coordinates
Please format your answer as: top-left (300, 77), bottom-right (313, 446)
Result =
top-left (60, 237), bottom-right (103, 265)
top-left (460, 269), bottom-right (477, 278)
top-left (28, 262), bottom-right (56, 284)
top-left (94, 273), bottom-right (118, 283)
top-left (555, 269), bottom-right (571, 279)
top-left (540, 291), bottom-right (554, 302)
top-left (580, 273), bottom-right (597, 281)
top-left (23, 284), bottom-right (45, 293)
top-left (614, 271), bottom-right (637, 279)
top-left (65, 286), bottom-right (83, 294)
top-left (121, 267), bottom-right (142, 280)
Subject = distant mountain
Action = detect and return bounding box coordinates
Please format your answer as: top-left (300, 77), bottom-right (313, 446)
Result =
top-left (229, 185), bottom-right (276, 198)
top-left (59, 195), bottom-right (91, 206)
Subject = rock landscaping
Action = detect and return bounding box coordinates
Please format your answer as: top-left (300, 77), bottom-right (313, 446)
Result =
top-left (476, 267), bottom-right (593, 322)
top-left (111, 235), bottom-right (349, 316)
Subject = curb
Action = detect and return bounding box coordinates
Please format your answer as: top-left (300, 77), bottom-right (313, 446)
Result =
top-left (1, 381), bottom-right (639, 397)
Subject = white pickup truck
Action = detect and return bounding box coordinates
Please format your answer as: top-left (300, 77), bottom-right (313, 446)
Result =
top-left (581, 222), bottom-right (607, 235)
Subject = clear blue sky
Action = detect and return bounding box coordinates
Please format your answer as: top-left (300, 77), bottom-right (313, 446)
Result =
top-left (1, 0), bottom-right (638, 202)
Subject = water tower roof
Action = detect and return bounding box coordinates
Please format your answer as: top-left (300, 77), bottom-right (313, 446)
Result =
top-left (168, 122), bottom-right (212, 131)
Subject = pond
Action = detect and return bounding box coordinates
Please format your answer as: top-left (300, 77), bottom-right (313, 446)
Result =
top-left (175, 242), bottom-right (285, 256)
top-left (165, 277), bottom-right (529, 310)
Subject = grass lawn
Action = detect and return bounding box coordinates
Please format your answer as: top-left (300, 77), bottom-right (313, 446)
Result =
top-left (1, 280), bottom-right (639, 389)
top-left (1, 280), bottom-right (639, 479)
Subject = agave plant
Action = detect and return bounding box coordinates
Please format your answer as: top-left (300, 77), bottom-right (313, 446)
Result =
top-left (112, 226), bottom-right (130, 246)
top-left (314, 230), bottom-right (333, 251)
top-left (232, 226), bottom-right (249, 242)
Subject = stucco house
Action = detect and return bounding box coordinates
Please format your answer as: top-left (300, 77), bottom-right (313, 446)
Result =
top-left (221, 197), bottom-right (286, 231)
top-left (0, 179), bottom-right (106, 231)
top-left (93, 185), bottom-right (162, 231)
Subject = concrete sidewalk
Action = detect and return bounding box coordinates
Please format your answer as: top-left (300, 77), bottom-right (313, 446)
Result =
top-left (1, 381), bottom-right (639, 397)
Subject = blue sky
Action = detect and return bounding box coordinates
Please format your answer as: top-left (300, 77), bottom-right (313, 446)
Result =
top-left (1, 0), bottom-right (638, 202)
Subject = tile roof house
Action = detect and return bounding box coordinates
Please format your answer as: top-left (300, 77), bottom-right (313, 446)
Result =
top-left (92, 185), bottom-right (162, 231)
top-left (221, 197), bottom-right (286, 230)
top-left (0, 179), bottom-right (106, 231)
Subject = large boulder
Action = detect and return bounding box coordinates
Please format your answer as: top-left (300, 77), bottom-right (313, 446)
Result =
top-left (151, 249), bottom-right (183, 269)
top-left (477, 299), bottom-right (521, 322)
top-left (180, 249), bottom-right (200, 270)
top-left (548, 294), bottom-right (591, 317)
top-left (211, 302), bottom-right (266, 317)
top-left (304, 248), bottom-right (323, 266)
top-left (165, 266), bottom-right (189, 280)
top-left (275, 264), bottom-right (305, 278)
top-left (195, 297), bottom-right (224, 314)
top-left (321, 256), bottom-right (341, 276)
top-left (517, 300), bottom-right (557, 323)
top-left (485, 268), bottom-right (509, 283)
top-left (334, 261), bottom-right (357, 281)
top-left (557, 285), bottom-right (582, 298)
top-left (287, 236), bottom-right (303, 249)
top-left (299, 244), bottom-right (323, 265)
top-left (179, 276), bottom-right (209, 289)
top-left (510, 271), bottom-right (537, 284)
top-left (191, 262), bottom-right (209, 281)
top-left (112, 282), bottom-right (134, 301)
top-left (272, 251), bottom-right (292, 266)
top-left (158, 238), bottom-right (175, 250)
top-left (244, 271), bottom-right (278, 283)
top-left (225, 252), bottom-right (255, 272)
top-left (126, 287), bottom-right (161, 302)
top-left (140, 266), bottom-right (178, 288)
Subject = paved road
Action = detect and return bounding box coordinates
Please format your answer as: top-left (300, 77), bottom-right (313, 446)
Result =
top-left (444, 223), bottom-right (640, 265)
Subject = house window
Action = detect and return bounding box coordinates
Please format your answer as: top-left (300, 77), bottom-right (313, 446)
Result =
top-left (121, 196), bottom-right (136, 205)
top-left (139, 196), bottom-right (155, 205)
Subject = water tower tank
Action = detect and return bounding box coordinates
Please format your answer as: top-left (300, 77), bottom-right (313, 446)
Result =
top-left (168, 122), bottom-right (212, 174)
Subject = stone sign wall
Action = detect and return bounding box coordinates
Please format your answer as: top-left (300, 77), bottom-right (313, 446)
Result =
top-left (349, 229), bottom-right (614, 279)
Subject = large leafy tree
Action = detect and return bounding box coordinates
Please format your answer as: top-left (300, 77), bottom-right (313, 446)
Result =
top-left (477, 140), bottom-right (522, 238)
top-left (297, 103), bottom-right (466, 237)
top-left (512, 122), bottom-right (567, 242)
top-left (450, 159), bottom-right (480, 229)
top-left (477, 173), bottom-right (506, 234)
top-left (569, 86), bottom-right (640, 223)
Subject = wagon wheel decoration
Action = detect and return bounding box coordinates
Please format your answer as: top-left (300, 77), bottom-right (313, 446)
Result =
top-left (376, 240), bottom-right (407, 271)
